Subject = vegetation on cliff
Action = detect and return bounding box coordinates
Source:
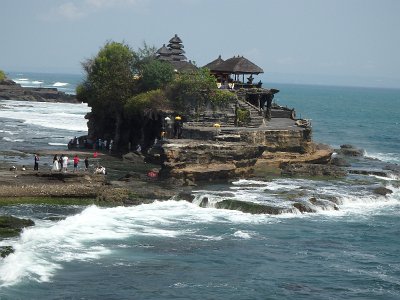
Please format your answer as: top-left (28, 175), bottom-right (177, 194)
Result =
top-left (77, 41), bottom-right (237, 151)
top-left (0, 69), bottom-right (6, 81)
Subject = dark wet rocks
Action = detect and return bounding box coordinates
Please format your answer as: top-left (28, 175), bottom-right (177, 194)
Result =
top-left (330, 156), bottom-right (351, 167)
top-left (281, 163), bottom-right (347, 178)
top-left (373, 186), bottom-right (393, 196)
top-left (336, 144), bottom-right (365, 157)
top-left (0, 246), bottom-right (14, 258)
top-left (215, 199), bottom-right (285, 215)
top-left (348, 169), bottom-right (389, 177)
top-left (0, 215), bottom-right (35, 239)
top-left (0, 215), bottom-right (35, 258)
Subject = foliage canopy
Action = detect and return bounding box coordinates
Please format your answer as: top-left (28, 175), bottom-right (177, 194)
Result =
top-left (0, 70), bottom-right (6, 81)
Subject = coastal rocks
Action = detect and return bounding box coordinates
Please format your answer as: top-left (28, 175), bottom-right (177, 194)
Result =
top-left (373, 186), bottom-right (393, 196)
top-left (0, 215), bottom-right (35, 238)
top-left (0, 246), bottom-right (14, 258)
top-left (330, 156), bottom-right (351, 167)
top-left (281, 163), bottom-right (347, 178)
top-left (348, 169), bottom-right (389, 177)
top-left (215, 199), bottom-right (284, 215)
top-left (159, 139), bottom-right (265, 183)
top-left (0, 79), bottom-right (78, 103)
top-left (293, 202), bottom-right (316, 213)
top-left (0, 171), bottom-right (104, 197)
top-left (336, 144), bottom-right (364, 157)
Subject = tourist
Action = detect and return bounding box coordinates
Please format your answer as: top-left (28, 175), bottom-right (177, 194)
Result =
top-left (34, 154), bottom-right (39, 171)
top-left (73, 154), bottom-right (80, 172)
top-left (174, 116), bottom-right (183, 138)
top-left (52, 154), bottom-right (60, 172)
top-left (62, 155), bottom-right (69, 172)
top-left (59, 154), bottom-right (64, 172)
top-left (84, 157), bottom-right (89, 171)
top-left (94, 166), bottom-right (106, 175)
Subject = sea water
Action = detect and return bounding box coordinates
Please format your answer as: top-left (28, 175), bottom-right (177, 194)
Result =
top-left (0, 73), bottom-right (399, 299)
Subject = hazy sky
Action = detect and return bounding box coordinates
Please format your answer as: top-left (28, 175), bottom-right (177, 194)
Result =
top-left (1, 0), bottom-right (399, 87)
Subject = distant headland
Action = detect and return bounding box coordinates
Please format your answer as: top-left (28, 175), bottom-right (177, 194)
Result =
top-left (0, 70), bottom-right (78, 103)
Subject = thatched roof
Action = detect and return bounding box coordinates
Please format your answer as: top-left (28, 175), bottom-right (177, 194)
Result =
top-left (169, 34), bottom-right (183, 44)
top-left (156, 44), bottom-right (171, 56)
top-left (210, 56), bottom-right (264, 74)
top-left (203, 55), bottom-right (224, 70)
top-left (170, 60), bottom-right (197, 72)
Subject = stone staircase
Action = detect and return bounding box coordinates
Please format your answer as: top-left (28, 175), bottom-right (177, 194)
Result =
top-left (236, 99), bottom-right (265, 128)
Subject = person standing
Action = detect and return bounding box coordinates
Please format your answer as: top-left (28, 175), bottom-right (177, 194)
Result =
top-left (84, 157), bottom-right (89, 171)
top-left (34, 154), bottom-right (39, 171)
top-left (62, 155), bottom-right (69, 173)
top-left (52, 154), bottom-right (60, 172)
top-left (73, 155), bottom-right (80, 172)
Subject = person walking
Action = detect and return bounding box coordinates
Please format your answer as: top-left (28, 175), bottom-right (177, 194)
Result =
top-left (34, 154), bottom-right (39, 171)
top-left (73, 155), bottom-right (80, 172)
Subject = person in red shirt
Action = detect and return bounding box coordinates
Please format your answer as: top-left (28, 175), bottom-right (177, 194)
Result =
top-left (73, 155), bottom-right (80, 172)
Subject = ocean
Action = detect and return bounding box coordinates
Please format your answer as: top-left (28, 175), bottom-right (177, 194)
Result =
top-left (0, 72), bottom-right (399, 299)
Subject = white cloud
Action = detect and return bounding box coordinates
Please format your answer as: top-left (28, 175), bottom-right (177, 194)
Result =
top-left (41, 0), bottom-right (140, 21)
top-left (58, 2), bottom-right (86, 20)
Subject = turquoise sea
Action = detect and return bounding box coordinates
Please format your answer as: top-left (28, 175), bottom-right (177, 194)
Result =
top-left (0, 73), bottom-right (399, 299)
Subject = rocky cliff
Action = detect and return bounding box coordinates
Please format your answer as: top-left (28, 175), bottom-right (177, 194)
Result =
top-left (0, 79), bottom-right (78, 103)
top-left (158, 139), bottom-right (265, 183)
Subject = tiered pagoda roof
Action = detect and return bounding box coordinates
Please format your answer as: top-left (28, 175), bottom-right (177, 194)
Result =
top-left (156, 34), bottom-right (196, 72)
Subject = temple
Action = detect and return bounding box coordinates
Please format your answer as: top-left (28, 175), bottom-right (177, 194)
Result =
top-left (156, 34), bottom-right (290, 124)
top-left (150, 35), bottom-right (319, 183)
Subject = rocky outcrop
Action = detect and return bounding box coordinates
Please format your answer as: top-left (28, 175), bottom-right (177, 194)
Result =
top-left (336, 144), bottom-right (364, 157)
top-left (281, 163), bottom-right (347, 178)
top-left (215, 199), bottom-right (285, 215)
top-left (0, 215), bottom-right (35, 239)
top-left (158, 139), bottom-right (265, 183)
top-left (0, 79), bottom-right (78, 103)
top-left (373, 186), bottom-right (393, 196)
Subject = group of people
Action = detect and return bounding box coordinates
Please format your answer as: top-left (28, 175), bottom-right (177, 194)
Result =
top-left (51, 154), bottom-right (89, 173)
top-left (32, 152), bottom-right (107, 175)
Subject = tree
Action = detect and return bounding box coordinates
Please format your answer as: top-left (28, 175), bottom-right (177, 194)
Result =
top-left (165, 68), bottom-right (236, 116)
top-left (0, 70), bottom-right (6, 81)
top-left (77, 41), bottom-right (137, 148)
top-left (139, 59), bottom-right (175, 92)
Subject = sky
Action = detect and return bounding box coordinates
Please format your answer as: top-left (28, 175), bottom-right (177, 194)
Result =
top-left (1, 0), bottom-right (399, 88)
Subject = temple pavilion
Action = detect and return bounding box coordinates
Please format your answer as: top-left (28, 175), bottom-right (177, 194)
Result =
top-left (204, 55), bottom-right (264, 89)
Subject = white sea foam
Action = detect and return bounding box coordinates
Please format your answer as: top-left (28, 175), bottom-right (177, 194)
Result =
top-left (233, 230), bottom-right (252, 239)
top-left (0, 130), bottom-right (17, 135)
top-left (53, 82), bottom-right (69, 87)
top-left (365, 151), bottom-right (400, 164)
top-left (0, 201), bottom-right (274, 286)
top-left (2, 137), bottom-right (24, 142)
top-left (48, 142), bottom-right (67, 146)
top-left (0, 100), bottom-right (90, 132)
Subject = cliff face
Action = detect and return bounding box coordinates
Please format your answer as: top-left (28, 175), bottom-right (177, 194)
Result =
top-left (154, 122), bottom-right (328, 183)
top-left (159, 139), bottom-right (265, 182)
top-left (0, 79), bottom-right (78, 103)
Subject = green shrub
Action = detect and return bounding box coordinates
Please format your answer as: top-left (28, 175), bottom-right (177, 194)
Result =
top-left (236, 108), bottom-right (250, 126)
top-left (0, 70), bottom-right (6, 81)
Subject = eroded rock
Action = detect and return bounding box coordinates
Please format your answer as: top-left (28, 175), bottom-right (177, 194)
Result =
top-left (0, 215), bottom-right (35, 238)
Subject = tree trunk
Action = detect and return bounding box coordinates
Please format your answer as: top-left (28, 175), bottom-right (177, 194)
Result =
top-left (114, 111), bottom-right (123, 150)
